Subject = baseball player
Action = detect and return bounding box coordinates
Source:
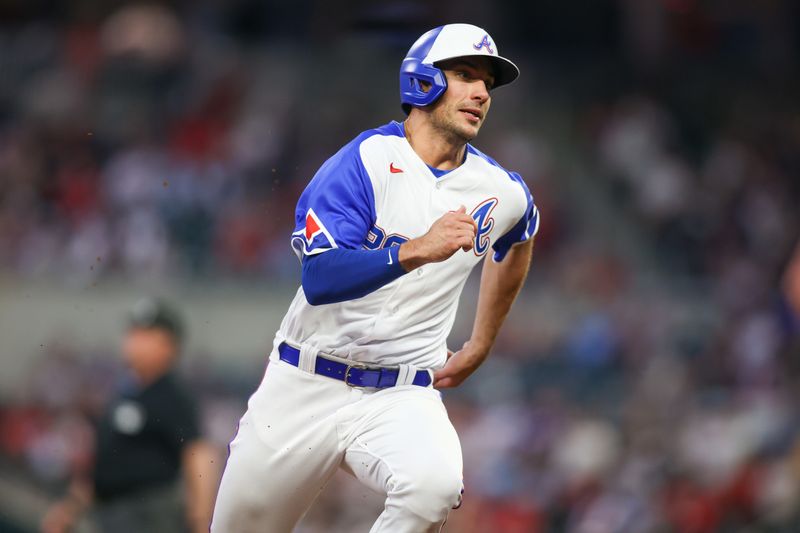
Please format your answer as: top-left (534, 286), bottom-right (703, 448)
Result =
top-left (211, 23), bottom-right (539, 533)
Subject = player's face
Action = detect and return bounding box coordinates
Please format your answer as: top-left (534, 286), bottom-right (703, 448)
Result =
top-left (428, 57), bottom-right (495, 143)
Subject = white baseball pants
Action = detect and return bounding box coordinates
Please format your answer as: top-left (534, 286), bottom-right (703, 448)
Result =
top-left (210, 351), bottom-right (464, 533)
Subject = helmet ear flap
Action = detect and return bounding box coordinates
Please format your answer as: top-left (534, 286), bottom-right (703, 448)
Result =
top-left (400, 77), bottom-right (423, 115)
top-left (399, 60), bottom-right (447, 114)
top-left (399, 25), bottom-right (448, 114)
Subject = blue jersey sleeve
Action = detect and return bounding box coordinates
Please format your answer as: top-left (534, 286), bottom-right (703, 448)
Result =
top-left (302, 246), bottom-right (406, 305)
top-left (492, 172), bottom-right (540, 262)
top-left (290, 135), bottom-right (376, 260)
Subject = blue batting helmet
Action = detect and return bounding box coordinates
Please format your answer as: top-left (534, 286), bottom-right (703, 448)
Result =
top-left (399, 23), bottom-right (520, 114)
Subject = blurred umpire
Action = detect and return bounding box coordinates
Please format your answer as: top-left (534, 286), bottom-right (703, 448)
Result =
top-left (42, 298), bottom-right (218, 533)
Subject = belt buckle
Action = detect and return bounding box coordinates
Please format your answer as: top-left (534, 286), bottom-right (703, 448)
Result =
top-left (344, 362), bottom-right (369, 387)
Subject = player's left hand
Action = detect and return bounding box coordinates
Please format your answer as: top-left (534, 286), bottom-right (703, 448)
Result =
top-left (433, 341), bottom-right (488, 389)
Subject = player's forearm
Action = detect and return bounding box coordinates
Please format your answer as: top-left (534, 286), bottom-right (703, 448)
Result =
top-left (182, 440), bottom-right (220, 533)
top-left (302, 246), bottom-right (406, 305)
top-left (469, 239), bottom-right (533, 353)
top-left (397, 237), bottom-right (431, 271)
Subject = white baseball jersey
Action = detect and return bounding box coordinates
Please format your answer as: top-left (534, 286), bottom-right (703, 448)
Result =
top-left (276, 120), bottom-right (539, 369)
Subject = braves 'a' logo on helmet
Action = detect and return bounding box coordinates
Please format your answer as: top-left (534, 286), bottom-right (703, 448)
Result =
top-left (473, 35), bottom-right (494, 54)
top-left (471, 198), bottom-right (498, 256)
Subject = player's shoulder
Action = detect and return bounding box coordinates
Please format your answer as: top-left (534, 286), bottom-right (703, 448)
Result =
top-left (312, 122), bottom-right (404, 182)
top-left (360, 121), bottom-right (406, 142)
top-left (466, 144), bottom-right (531, 198)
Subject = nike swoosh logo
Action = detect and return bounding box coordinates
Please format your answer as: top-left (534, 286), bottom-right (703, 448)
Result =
top-left (389, 162), bottom-right (403, 174)
top-left (387, 251), bottom-right (393, 265)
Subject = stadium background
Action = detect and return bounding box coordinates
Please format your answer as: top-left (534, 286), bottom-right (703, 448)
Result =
top-left (1, 0), bottom-right (800, 531)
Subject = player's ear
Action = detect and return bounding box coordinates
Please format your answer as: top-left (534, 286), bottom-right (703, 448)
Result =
top-left (419, 80), bottom-right (432, 93)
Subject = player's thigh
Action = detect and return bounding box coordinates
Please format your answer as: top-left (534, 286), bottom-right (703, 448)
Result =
top-left (211, 361), bottom-right (348, 533)
top-left (342, 386), bottom-right (464, 501)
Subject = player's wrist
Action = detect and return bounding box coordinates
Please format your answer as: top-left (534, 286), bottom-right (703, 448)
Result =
top-left (398, 239), bottom-right (428, 272)
top-left (466, 337), bottom-right (493, 358)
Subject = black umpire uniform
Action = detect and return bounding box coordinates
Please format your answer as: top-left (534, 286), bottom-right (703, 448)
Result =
top-left (90, 299), bottom-right (201, 533)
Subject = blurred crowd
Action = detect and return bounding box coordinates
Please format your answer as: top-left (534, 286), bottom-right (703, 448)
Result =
top-left (2, 1), bottom-right (800, 532)
top-left (0, 3), bottom-right (305, 283)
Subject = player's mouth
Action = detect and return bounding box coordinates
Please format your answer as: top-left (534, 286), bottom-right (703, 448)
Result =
top-left (460, 107), bottom-right (483, 124)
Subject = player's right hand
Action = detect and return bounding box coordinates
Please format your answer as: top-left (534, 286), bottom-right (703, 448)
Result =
top-left (398, 206), bottom-right (477, 270)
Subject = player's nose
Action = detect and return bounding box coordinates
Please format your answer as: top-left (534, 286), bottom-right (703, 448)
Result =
top-left (471, 80), bottom-right (490, 104)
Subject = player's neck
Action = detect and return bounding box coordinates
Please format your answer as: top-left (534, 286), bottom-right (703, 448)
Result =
top-left (403, 116), bottom-right (467, 171)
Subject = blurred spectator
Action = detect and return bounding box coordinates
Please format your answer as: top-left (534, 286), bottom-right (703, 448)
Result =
top-left (784, 240), bottom-right (800, 320)
top-left (40, 299), bottom-right (218, 533)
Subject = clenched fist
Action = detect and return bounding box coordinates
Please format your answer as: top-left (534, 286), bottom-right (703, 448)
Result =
top-left (398, 206), bottom-right (477, 271)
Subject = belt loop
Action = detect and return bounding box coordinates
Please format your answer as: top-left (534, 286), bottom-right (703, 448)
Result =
top-left (395, 364), bottom-right (416, 386)
top-left (298, 344), bottom-right (318, 374)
